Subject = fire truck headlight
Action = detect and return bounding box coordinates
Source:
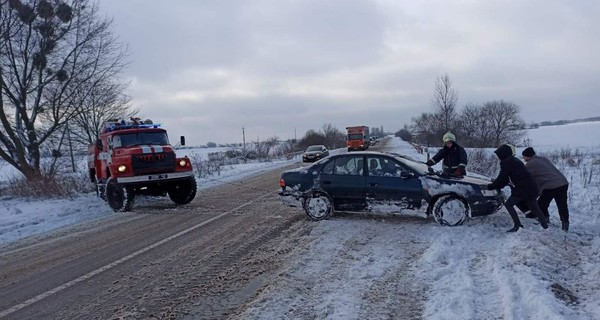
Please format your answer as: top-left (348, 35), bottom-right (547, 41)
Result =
top-left (117, 165), bottom-right (127, 173)
top-left (179, 159), bottom-right (187, 167)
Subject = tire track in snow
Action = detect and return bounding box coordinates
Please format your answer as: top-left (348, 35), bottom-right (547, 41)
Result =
top-left (468, 251), bottom-right (506, 320)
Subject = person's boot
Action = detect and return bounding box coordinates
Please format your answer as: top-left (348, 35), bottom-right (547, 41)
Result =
top-left (561, 221), bottom-right (569, 232)
top-left (507, 210), bottom-right (524, 232)
top-left (525, 212), bottom-right (536, 219)
top-left (532, 211), bottom-right (549, 229)
top-left (540, 219), bottom-right (549, 229)
top-left (506, 224), bottom-right (523, 232)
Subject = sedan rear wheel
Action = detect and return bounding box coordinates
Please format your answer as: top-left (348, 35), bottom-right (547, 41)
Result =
top-left (432, 195), bottom-right (469, 226)
top-left (303, 193), bottom-right (333, 220)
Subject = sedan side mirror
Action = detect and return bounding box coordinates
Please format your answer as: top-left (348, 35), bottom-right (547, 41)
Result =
top-left (180, 136), bottom-right (186, 146)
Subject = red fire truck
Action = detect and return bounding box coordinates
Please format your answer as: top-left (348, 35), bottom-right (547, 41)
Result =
top-left (88, 118), bottom-right (196, 212)
top-left (346, 125), bottom-right (370, 151)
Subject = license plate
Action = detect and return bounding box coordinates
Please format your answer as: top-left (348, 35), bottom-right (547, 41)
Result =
top-left (148, 174), bottom-right (168, 180)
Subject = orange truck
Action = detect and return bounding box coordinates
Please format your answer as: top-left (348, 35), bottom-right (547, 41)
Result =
top-left (87, 118), bottom-right (196, 212)
top-left (345, 125), bottom-right (370, 151)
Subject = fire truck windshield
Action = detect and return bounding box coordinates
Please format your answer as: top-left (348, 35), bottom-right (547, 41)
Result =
top-left (347, 134), bottom-right (364, 140)
top-left (113, 132), bottom-right (169, 148)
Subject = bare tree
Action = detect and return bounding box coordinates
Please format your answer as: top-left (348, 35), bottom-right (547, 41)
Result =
top-left (69, 78), bottom-right (137, 147)
top-left (252, 136), bottom-right (279, 160)
top-left (0, 0), bottom-right (128, 180)
top-left (430, 73), bottom-right (458, 132)
top-left (483, 100), bottom-right (526, 147)
top-left (458, 103), bottom-right (489, 147)
top-left (321, 123), bottom-right (345, 149)
top-left (411, 112), bottom-right (444, 146)
top-left (297, 129), bottom-right (326, 150)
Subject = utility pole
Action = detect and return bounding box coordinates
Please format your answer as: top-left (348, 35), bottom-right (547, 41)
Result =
top-left (242, 126), bottom-right (246, 151)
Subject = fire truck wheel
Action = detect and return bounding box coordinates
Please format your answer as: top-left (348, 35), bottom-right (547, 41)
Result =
top-left (106, 180), bottom-right (135, 212)
top-left (168, 177), bottom-right (197, 205)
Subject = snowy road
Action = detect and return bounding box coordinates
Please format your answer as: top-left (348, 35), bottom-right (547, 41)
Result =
top-left (0, 167), bottom-right (311, 319)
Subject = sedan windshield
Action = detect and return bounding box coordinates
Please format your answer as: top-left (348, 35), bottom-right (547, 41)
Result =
top-left (390, 153), bottom-right (429, 174)
top-left (306, 146), bottom-right (323, 152)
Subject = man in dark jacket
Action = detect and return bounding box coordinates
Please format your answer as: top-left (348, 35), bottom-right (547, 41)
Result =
top-left (522, 147), bottom-right (570, 231)
top-left (485, 144), bottom-right (548, 232)
top-left (426, 132), bottom-right (468, 176)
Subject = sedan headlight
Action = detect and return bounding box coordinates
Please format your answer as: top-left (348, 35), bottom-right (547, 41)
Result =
top-left (179, 159), bottom-right (188, 167)
top-left (117, 165), bottom-right (127, 172)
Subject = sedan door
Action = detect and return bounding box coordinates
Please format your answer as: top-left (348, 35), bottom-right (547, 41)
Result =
top-left (365, 155), bottom-right (423, 212)
top-left (318, 155), bottom-right (366, 211)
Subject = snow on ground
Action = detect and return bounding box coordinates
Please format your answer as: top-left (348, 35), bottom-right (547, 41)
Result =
top-left (0, 156), bottom-right (292, 244)
top-left (1, 122), bottom-right (600, 319)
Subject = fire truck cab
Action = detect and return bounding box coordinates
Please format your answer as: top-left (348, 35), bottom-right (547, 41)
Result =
top-left (88, 118), bottom-right (196, 212)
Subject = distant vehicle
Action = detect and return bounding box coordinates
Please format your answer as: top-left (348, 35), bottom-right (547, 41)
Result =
top-left (346, 125), bottom-right (370, 151)
top-left (279, 151), bottom-right (503, 226)
top-left (302, 145), bottom-right (330, 162)
top-left (370, 136), bottom-right (379, 145)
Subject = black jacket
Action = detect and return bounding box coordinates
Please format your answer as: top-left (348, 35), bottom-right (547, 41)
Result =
top-left (487, 144), bottom-right (538, 200)
top-left (431, 142), bottom-right (468, 174)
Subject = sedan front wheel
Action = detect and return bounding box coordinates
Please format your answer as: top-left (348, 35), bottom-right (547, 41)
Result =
top-left (432, 195), bottom-right (469, 226)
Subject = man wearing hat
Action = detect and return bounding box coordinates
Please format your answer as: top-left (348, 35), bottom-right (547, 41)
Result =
top-left (425, 132), bottom-right (468, 177)
top-left (521, 147), bottom-right (570, 231)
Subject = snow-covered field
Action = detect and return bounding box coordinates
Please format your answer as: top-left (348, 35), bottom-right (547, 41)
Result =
top-left (1, 121), bottom-right (600, 319)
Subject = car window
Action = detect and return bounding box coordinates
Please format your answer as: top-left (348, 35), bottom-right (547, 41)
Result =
top-left (322, 159), bottom-right (335, 175)
top-left (368, 156), bottom-right (407, 177)
top-left (367, 157), bottom-right (382, 176)
top-left (333, 156), bottom-right (363, 176)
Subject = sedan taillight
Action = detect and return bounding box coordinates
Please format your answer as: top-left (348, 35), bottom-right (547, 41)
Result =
top-left (279, 178), bottom-right (285, 188)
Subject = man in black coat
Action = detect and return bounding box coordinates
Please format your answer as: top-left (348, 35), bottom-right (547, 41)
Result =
top-left (426, 132), bottom-right (468, 177)
top-left (485, 144), bottom-right (548, 232)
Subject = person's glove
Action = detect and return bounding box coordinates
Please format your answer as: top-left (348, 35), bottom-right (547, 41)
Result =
top-left (454, 167), bottom-right (465, 177)
top-left (425, 160), bottom-right (434, 166)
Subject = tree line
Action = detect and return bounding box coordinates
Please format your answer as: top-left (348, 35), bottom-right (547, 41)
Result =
top-left (398, 74), bottom-right (527, 148)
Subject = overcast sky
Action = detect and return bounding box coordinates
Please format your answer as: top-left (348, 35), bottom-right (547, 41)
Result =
top-left (99, 0), bottom-right (600, 145)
